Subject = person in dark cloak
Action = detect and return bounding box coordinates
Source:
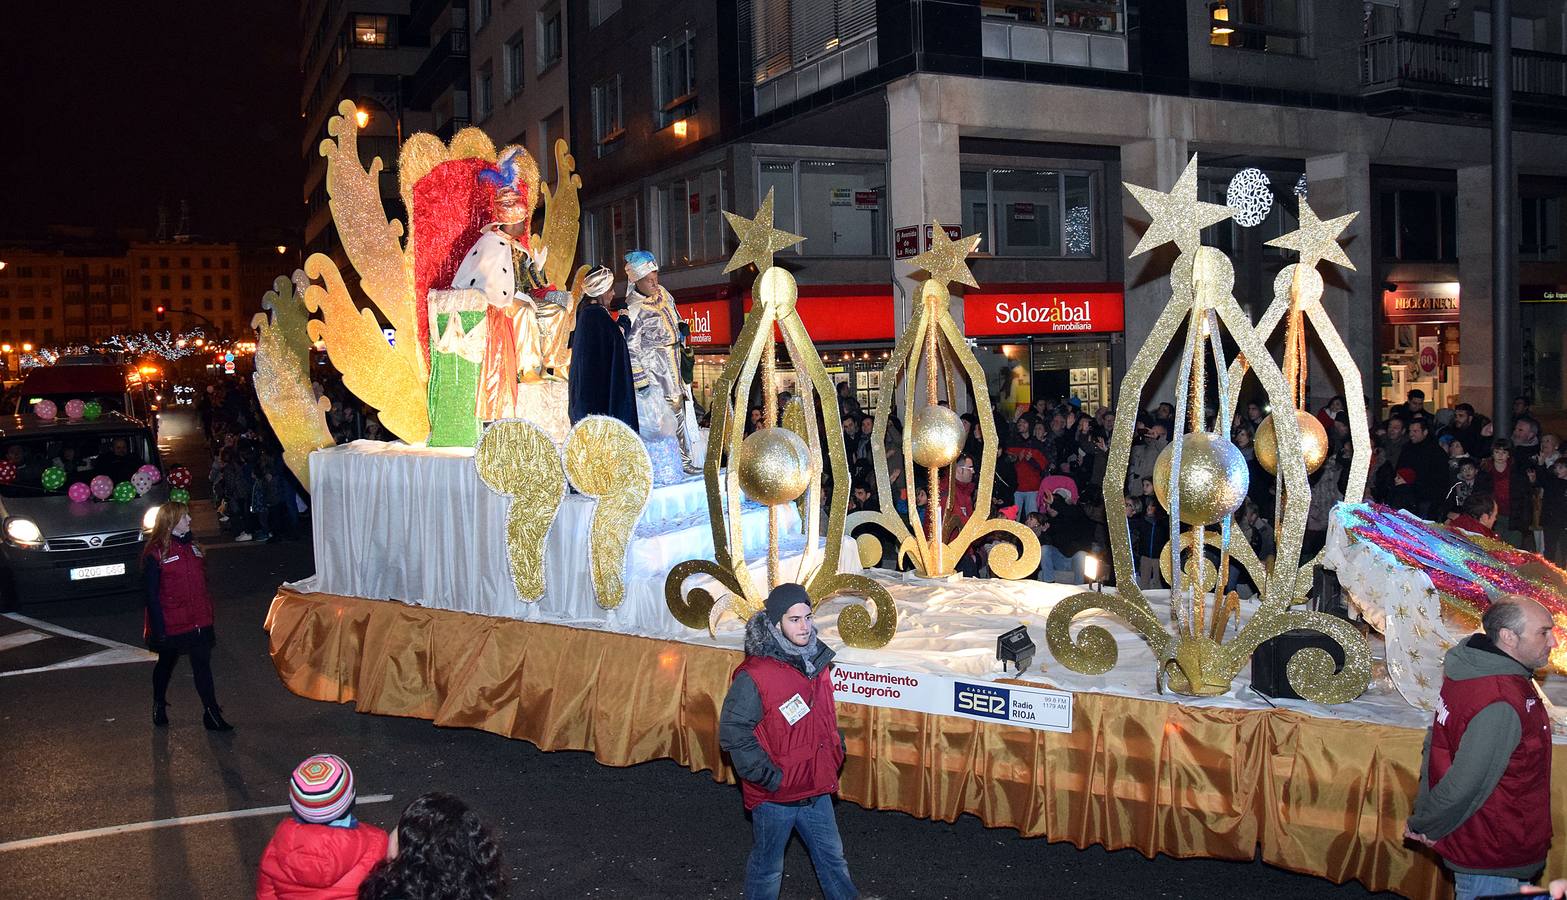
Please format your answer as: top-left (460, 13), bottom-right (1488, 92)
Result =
top-left (568, 266), bottom-right (639, 432)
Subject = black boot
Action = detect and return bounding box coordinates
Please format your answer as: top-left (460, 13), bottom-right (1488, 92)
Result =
top-left (153, 703), bottom-right (169, 727)
top-left (202, 707), bottom-right (234, 732)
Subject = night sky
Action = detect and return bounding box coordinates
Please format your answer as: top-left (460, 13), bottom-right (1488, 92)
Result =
top-left (1, 3), bottom-right (302, 242)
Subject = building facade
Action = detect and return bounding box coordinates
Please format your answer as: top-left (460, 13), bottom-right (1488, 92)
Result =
top-left (468, 0), bottom-right (571, 181)
top-left (552, 0), bottom-right (1567, 420)
top-left (301, 0), bottom-right (473, 260)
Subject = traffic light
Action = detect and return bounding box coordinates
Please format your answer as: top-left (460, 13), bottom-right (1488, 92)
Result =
top-left (156, 305), bottom-right (166, 321)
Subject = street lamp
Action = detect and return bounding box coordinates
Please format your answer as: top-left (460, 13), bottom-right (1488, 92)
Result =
top-left (21, 343), bottom-right (33, 353)
top-left (355, 108), bottom-right (371, 129)
top-left (276, 244), bottom-right (288, 255)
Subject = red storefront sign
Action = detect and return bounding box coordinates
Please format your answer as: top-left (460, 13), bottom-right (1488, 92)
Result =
top-left (743, 284), bottom-right (895, 343)
top-left (676, 299), bottom-right (733, 345)
top-left (1382, 282), bottom-right (1459, 324)
top-left (964, 283), bottom-right (1124, 336)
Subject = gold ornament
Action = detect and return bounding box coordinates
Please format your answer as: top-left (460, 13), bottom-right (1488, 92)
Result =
top-left (736, 427), bottom-right (812, 506)
top-left (1125, 155), bottom-right (1234, 258)
top-left (1151, 433), bottom-right (1250, 526)
top-left (1265, 200), bottom-right (1357, 271)
top-left (721, 188), bottom-right (804, 274)
top-left (1045, 153), bottom-right (1370, 705)
top-left (475, 420), bottom-right (566, 602)
top-left (667, 217), bottom-right (895, 647)
top-left (253, 274), bottom-right (334, 491)
top-left (564, 416), bottom-right (651, 610)
top-left (908, 221), bottom-right (982, 289)
top-left (910, 404), bottom-right (965, 469)
top-left (1255, 409), bottom-right (1329, 476)
top-left (846, 264), bottom-right (1039, 581)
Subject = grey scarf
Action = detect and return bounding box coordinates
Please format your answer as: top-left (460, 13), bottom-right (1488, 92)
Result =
top-left (768, 622), bottom-right (821, 678)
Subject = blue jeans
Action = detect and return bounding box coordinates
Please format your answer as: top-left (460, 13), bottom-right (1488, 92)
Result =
top-left (1013, 491), bottom-right (1037, 519)
top-left (1038, 545), bottom-right (1087, 584)
top-left (1454, 871), bottom-right (1523, 900)
top-left (744, 794), bottom-right (857, 900)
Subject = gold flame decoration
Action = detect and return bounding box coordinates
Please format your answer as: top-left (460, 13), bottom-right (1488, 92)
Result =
top-left (846, 223), bottom-right (1040, 580)
top-left (1044, 156), bottom-right (1370, 704)
top-left (253, 274), bottom-right (335, 490)
top-left (665, 193), bottom-right (897, 649)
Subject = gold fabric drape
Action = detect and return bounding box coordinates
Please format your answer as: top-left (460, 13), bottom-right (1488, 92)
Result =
top-left (266, 588), bottom-right (1567, 899)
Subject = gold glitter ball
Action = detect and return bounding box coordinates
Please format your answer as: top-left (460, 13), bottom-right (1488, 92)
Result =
top-left (1254, 410), bottom-right (1329, 476)
top-left (736, 427), bottom-right (812, 506)
top-left (910, 404), bottom-right (965, 469)
top-left (1152, 433), bottom-right (1250, 526)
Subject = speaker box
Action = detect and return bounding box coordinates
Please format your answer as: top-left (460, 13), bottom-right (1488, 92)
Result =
top-left (1311, 566), bottom-right (1347, 619)
top-left (1250, 629), bottom-right (1347, 700)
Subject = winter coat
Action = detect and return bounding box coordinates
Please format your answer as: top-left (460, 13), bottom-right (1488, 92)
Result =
top-left (718, 613), bottom-right (844, 811)
top-left (256, 818), bottom-right (388, 900)
top-left (142, 533), bottom-right (214, 645)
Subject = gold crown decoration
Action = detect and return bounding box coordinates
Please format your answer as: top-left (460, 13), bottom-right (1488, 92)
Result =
top-left (1224, 199), bottom-right (1370, 599)
top-left (1044, 155), bottom-right (1370, 703)
top-left (845, 223), bottom-right (1040, 580)
top-left (666, 191), bottom-right (897, 649)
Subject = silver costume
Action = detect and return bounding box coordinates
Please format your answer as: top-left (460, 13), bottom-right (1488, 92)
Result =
top-left (626, 284), bottom-right (699, 473)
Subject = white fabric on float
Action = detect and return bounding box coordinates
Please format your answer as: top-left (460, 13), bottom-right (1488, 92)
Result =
top-left (297, 440), bottom-right (859, 636)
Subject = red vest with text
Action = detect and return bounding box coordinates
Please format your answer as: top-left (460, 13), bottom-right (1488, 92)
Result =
top-left (151, 542), bottom-right (214, 637)
top-left (1429, 672), bottom-right (1552, 870)
top-left (733, 655), bottom-right (843, 811)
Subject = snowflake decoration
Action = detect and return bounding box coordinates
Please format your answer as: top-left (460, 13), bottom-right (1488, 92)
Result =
top-left (1225, 168), bottom-right (1274, 228)
top-left (1064, 206), bottom-right (1092, 255)
top-left (1294, 173), bottom-right (1309, 198)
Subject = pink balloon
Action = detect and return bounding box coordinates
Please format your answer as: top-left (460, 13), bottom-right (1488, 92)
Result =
top-left (89, 474), bottom-right (113, 500)
top-left (136, 464), bottom-right (162, 483)
top-left (33, 399), bottom-right (57, 420)
top-left (65, 399), bottom-right (85, 420)
top-left (68, 482), bottom-right (90, 503)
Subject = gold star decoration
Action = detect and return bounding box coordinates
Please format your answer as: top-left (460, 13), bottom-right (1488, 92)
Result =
top-left (1266, 198), bottom-right (1357, 271)
top-left (722, 188), bottom-right (804, 274)
top-left (909, 221), bottom-right (982, 290)
top-left (1124, 154), bottom-right (1233, 258)
top-left (1415, 672), bottom-right (1432, 689)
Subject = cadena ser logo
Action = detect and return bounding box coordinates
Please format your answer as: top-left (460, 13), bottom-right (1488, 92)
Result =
top-left (953, 681), bottom-right (1009, 721)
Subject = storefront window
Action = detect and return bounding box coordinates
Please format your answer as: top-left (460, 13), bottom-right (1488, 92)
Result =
top-left (1521, 195), bottom-right (1563, 261)
top-left (757, 159), bottom-right (887, 256)
top-left (655, 168), bottom-right (727, 267)
top-left (588, 196), bottom-right (640, 267)
top-left (962, 168), bottom-right (1096, 258)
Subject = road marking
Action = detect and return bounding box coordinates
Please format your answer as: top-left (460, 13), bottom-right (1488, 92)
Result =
top-left (0, 629), bottom-right (49, 651)
top-left (0, 794), bottom-right (395, 852)
top-left (0, 613), bottom-right (156, 677)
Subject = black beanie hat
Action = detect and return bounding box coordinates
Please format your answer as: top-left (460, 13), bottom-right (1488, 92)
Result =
top-left (765, 583), bottom-right (811, 625)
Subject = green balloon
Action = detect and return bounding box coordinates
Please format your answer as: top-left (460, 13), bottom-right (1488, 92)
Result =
top-left (112, 481), bottom-right (135, 502)
top-left (169, 487), bottom-right (190, 504)
top-left (41, 466), bottom-right (66, 491)
top-left (83, 401), bottom-right (103, 420)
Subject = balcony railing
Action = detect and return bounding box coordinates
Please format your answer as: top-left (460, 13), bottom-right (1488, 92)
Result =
top-left (1361, 32), bottom-right (1567, 99)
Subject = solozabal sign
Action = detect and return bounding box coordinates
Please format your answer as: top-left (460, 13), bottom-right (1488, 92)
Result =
top-left (963, 283), bottom-right (1124, 337)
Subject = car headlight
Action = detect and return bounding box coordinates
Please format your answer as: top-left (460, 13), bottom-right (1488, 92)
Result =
top-left (5, 518), bottom-right (43, 546)
top-left (142, 505), bottom-right (162, 531)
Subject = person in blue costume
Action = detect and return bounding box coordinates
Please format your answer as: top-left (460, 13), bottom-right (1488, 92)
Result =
top-left (567, 265), bottom-right (640, 432)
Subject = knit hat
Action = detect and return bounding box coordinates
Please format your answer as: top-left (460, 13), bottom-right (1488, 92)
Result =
top-left (1396, 467), bottom-right (1416, 485)
top-left (624, 250), bottom-right (658, 282)
top-left (765, 582), bottom-right (811, 625)
top-left (289, 754), bottom-right (355, 824)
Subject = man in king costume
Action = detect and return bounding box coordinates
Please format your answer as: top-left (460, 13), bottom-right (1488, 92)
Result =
top-left (623, 250), bottom-right (700, 474)
top-left (425, 147), bottom-right (610, 445)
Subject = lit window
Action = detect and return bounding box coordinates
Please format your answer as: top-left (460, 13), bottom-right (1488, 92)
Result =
top-left (653, 29), bottom-right (697, 129)
top-left (354, 14), bottom-right (389, 47)
top-left (655, 168), bottom-right (728, 267)
top-left (1208, 0), bottom-right (1304, 54)
top-left (759, 159), bottom-right (887, 257)
top-left (960, 167), bottom-right (1098, 258)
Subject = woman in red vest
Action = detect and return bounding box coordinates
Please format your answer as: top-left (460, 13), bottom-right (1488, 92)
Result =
top-left (143, 501), bottom-right (232, 731)
top-left (718, 583), bottom-right (857, 900)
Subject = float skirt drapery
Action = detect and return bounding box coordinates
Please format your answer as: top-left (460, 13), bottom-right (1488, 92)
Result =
top-left (265, 587), bottom-right (1567, 899)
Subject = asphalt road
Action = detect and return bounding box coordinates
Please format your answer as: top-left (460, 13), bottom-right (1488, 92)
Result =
top-left (0, 412), bottom-right (1401, 899)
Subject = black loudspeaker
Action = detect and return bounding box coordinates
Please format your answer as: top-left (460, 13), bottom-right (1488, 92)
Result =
top-left (1311, 567), bottom-right (1347, 619)
top-left (1250, 629), bottom-right (1347, 700)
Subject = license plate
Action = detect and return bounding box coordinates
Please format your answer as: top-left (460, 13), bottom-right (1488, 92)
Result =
top-left (69, 563), bottom-right (126, 581)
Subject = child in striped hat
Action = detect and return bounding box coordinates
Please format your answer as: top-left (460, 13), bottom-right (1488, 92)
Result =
top-left (256, 755), bottom-right (388, 899)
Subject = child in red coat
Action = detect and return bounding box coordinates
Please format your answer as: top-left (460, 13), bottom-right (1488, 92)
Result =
top-left (256, 755), bottom-right (388, 900)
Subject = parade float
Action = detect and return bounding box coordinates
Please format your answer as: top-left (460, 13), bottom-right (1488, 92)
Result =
top-left (261, 104), bottom-right (1567, 899)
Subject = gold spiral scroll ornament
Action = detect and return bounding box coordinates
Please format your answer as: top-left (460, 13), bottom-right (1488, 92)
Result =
top-left (664, 192), bottom-right (897, 647)
top-left (564, 416), bottom-right (652, 610)
top-left (475, 420), bottom-right (567, 602)
top-left (844, 223), bottom-right (1040, 582)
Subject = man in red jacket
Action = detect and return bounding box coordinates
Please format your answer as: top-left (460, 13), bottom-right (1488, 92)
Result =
top-left (719, 583), bottom-right (858, 900)
top-left (1405, 597), bottom-right (1559, 900)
